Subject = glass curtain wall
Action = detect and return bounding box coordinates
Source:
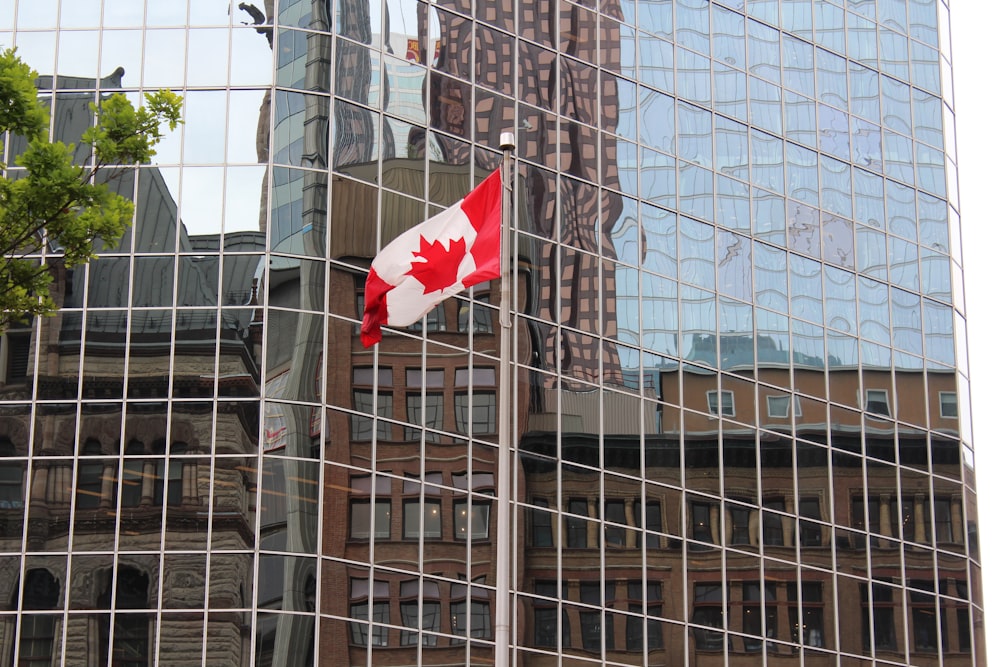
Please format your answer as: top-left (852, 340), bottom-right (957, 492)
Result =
top-left (0, 0), bottom-right (982, 665)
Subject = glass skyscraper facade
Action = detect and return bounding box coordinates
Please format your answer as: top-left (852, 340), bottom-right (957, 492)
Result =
top-left (0, 0), bottom-right (982, 664)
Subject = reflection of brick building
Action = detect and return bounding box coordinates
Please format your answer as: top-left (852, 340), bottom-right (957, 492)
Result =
top-left (519, 359), bottom-right (973, 666)
top-left (323, 158), bottom-right (530, 664)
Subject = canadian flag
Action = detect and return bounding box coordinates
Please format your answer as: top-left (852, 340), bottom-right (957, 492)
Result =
top-left (361, 169), bottom-right (502, 347)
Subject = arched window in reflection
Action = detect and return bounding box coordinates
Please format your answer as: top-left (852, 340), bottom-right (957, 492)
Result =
top-left (76, 439), bottom-right (105, 509)
top-left (17, 569), bottom-right (60, 664)
top-left (97, 567), bottom-right (151, 666)
top-left (0, 438), bottom-right (24, 509)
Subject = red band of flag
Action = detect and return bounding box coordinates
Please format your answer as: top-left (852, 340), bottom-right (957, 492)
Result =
top-left (361, 169), bottom-right (502, 347)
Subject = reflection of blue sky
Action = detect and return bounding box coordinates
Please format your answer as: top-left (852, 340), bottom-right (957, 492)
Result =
top-left (5, 3), bottom-right (274, 238)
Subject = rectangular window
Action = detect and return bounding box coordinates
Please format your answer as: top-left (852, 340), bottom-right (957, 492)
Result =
top-left (351, 390), bottom-right (393, 440)
top-left (939, 391), bottom-right (958, 418)
top-left (454, 500), bottom-right (491, 540)
top-left (454, 392), bottom-right (497, 434)
top-left (707, 390), bottom-right (735, 416)
top-left (451, 472), bottom-right (494, 491)
top-left (350, 500), bottom-right (391, 539)
top-left (956, 581), bottom-right (971, 652)
top-left (910, 580), bottom-right (943, 652)
top-left (788, 581), bottom-right (824, 647)
top-left (350, 476), bottom-right (392, 539)
top-left (352, 368), bottom-right (394, 440)
top-left (692, 583), bottom-right (725, 650)
top-left (851, 496), bottom-right (881, 546)
top-left (458, 292), bottom-right (493, 333)
top-left (934, 498), bottom-right (953, 543)
top-left (605, 499), bottom-right (627, 546)
top-left (76, 439), bottom-right (105, 510)
top-left (766, 394), bottom-right (802, 418)
top-left (762, 498), bottom-right (785, 546)
top-left (120, 458), bottom-right (145, 508)
top-left (566, 498), bottom-right (589, 548)
top-left (405, 369), bottom-right (445, 388)
top-left (729, 503), bottom-right (751, 545)
top-left (891, 497), bottom-right (916, 541)
top-left (636, 500), bottom-right (663, 548)
top-left (532, 581), bottom-right (569, 648)
top-left (349, 579), bottom-right (391, 647)
top-left (579, 582), bottom-right (615, 651)
top-left (865, 389), bottom-right (891, 417)
top-left (350, 601), bottom-right (389, 646)
top-left (405, 393), bottom-right (444, 441)
top-left (400, 600), bottom-right (441, 645)
top-left (531, 498), bottom-right (553, 547)
top-left (861, 581), bottom-right (897, 651)
top-left (0, 330), bottom-right (30, 384)
top-left (454, 367), bottom-right (496, 387)
top-left (798, 497), bottom-right (822, 546)
top-left (453, 369), bottom-right (498, 437)
top-left (403, 499), bottom-right (442, 539)
top-left (450, 581), bottom-right (492, 642)
top-left (405, 369), bottom-right (446, 441)
top-left (690, 501), bottom-right (714, 546)
top-left (626, 581), bottom-right (663, 650)
top-left (400, 580), bottom-right (441, 646)
top-left (18, 615), bottom-right (56, 664)
top-left (742, 582), bottom-right (777, 652)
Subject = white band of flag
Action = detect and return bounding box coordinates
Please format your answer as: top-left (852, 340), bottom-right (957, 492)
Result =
top-left (361, 169), bottom-right (502, 347)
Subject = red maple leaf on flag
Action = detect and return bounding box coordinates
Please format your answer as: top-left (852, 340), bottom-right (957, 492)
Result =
top-left (406, 235), bottom-right (467, 293)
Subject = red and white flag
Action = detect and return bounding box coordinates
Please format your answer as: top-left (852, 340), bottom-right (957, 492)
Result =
top-left (361, 169), bottom-right (502, 347)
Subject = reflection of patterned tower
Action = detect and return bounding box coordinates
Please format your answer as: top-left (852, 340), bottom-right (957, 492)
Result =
top-left (334, 0), bottom-right (377, 165)
top-left (427, 0), bottom-right (625, 388)
top-left (256, 1), bottom-right (332, 662)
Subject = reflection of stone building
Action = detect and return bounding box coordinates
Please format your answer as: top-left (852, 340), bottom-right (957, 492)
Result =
top-left (0, 77), bottom-right (262, 664)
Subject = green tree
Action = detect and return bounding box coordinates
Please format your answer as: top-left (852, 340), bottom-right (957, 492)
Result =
top-left (0, 48), bottom-right (182, 330)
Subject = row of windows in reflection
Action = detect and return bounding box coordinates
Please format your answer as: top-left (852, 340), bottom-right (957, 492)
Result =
top-left (347, 484), bottom-right (966, 555)
top-left (349, 578), bottom-right (492, 647)
top-left (534, 498), bottom-right (962, 551)
top-left (0, 570), bottom-right (974, 662)
top-left (685, 577), bottom-right (970, 654)
top-left (0, 457), bottom-right (966, 551)
top-left (706, 387), bottom-right (956, 419)
top-left (342, 575), bottom-right (973, 658)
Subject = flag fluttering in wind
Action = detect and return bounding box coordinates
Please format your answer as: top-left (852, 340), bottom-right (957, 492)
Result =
top-left (361, 169), bottom-right (502, 347)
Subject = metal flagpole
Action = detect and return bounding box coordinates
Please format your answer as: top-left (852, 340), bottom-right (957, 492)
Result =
top-left (494, 131), bottom-right (515, 667)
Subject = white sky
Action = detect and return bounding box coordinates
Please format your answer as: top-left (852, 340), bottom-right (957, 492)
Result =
top-left (950, 0), bottom-right (998, 662)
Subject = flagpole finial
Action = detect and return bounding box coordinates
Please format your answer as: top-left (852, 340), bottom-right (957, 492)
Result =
top-left (500, 131), bottom-right (515, 151)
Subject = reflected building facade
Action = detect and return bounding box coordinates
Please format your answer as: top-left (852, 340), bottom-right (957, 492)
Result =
top-left (0, 0), bottom-right (983, 665)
